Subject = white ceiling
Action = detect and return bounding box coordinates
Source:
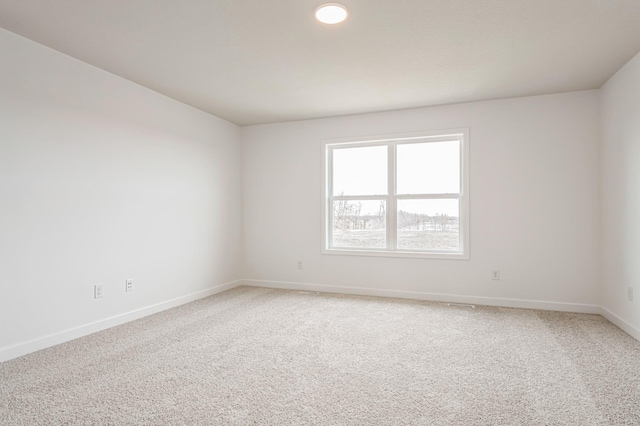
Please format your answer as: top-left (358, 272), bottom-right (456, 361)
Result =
top-left (1, 1), bottom-right (640, 126)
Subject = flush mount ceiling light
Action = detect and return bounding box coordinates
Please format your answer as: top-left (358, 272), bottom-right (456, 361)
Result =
top-left (315, 3), bottom-right (349, 24)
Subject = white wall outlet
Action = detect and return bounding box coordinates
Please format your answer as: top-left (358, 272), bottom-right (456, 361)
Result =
top-left (491, 269), bottom-right (501, 280)
top-left (628, 286), bottom-right (634, 302)
top-left (94, 284), bottom-right (103, 299)
top-left (125, 279), bottom-right (133, 293)
top-left (297, 261), bottom-right (303, 269)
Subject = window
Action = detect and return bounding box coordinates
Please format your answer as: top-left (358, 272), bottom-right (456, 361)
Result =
top-left (322, 129), bottom-right (469, 259)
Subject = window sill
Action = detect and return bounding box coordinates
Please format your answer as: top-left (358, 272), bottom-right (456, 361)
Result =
top-left (322, 248), bottom-right (469, 260)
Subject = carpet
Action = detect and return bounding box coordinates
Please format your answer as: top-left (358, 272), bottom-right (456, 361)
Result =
top-left (1, 286), bottom-right (639, 425)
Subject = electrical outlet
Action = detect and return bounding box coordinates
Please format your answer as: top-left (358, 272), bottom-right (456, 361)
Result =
top-left (297, 261), bottom-right (303, 269)
top-left (126, 279), bottom-right (133, 293)
top-left (628, 286), bottom-right (634, 302)
top-left (491, 269), bottom-right (500, 281)
top-left (94, 284), bottom-right (103, 299)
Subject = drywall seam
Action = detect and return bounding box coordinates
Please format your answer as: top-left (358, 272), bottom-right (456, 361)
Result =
top-left (0, 280), bottom-right (243, 363)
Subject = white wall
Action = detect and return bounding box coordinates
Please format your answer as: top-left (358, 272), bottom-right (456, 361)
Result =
top-left (242, 91), bottom-right (601, 310)
top-left (600, 51), bottom-right (640, 339)
top-left (0, 28), bottom-right (243, 361)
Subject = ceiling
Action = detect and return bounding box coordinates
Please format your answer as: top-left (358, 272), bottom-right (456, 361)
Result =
top-left (1, 1), bottom-right (640, 126)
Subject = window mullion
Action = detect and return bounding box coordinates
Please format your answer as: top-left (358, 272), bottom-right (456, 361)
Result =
top-left (327, 147), bottom-right (334, 249)
top-left (387, 143), bottom-right (397, 251)
top-left (332, 194), bottom-right (389, 201)
top-left (396, 193), bottom-right (460, 200)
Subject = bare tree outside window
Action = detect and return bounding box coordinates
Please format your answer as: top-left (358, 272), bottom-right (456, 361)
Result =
top-left (332, 199), bottom-right (386, 248)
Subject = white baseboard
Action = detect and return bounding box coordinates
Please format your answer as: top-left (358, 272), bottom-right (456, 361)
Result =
top-left (0, 280), bottom-right (242, 363)
top-left (5, 279), bottom-right (636, 363)
top-left (240, 279), bottom-right (602, 314)
top-left (599, 306), bottom-right (640, 341)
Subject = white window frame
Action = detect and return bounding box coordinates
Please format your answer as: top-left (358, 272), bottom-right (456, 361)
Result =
top-left (322, 128), bottom-right (469, 260)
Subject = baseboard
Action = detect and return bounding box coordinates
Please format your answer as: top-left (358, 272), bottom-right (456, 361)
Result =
top-left (240, 279), bottom-right (601, 314)
top-left (6, 279), bottom-right (631, 363)
top-left (599, 306), bottom-right (640, 341)
top-left (0, 280), bottom-right (242, 363)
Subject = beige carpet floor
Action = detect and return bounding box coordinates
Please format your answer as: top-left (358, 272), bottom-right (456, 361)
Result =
top-left (1, 286), bottom-right (639, 425)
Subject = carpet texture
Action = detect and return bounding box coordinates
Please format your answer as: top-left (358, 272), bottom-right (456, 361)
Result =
top-left (1, 286), bottom-right (639, 425)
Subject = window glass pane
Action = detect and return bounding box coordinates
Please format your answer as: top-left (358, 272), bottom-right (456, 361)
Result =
top-left (333, 146), bottom-right (387, 196)
top-left (397, 141), bottom-right (460, 195)
top-left (332, 200), bottom-right (386, 249)
top-left (397, 199), bottom-right (459, 251)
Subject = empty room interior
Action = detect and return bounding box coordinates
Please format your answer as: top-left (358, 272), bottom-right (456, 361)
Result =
top-left (1, 1), bottom-right (640, 424)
